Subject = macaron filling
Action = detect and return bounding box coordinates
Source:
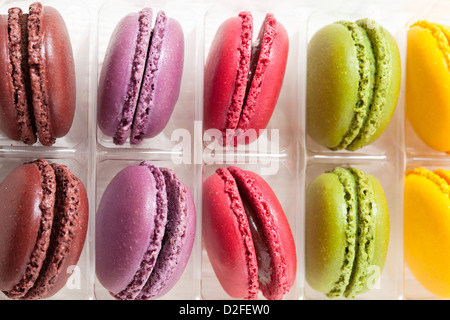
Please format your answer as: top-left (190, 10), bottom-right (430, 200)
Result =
top-left (130, 11), bottom-right (166, 144)
top-left (224, 12), bottom-right (252, 137)
top-left (7, 7), bottom-right (36, 145)
top-left (320, 167), bottom-right (376, 299)
top-left (347, 19), bottom-right (392, 150)
top-left (236, 14), bottom-right (278, 135)
top-left (333, 21), bottom-right (375, 151)
top-left (326, 167), bottom-right (358, 298)
top-left (214, 167), bottom-right (259, 299)
top-left (22, 163), bottom-right (86, 300)
top-left (113, 8), bottom-right (153, 145)
top-left (242, 198), bottom-right (272, 287)
top-left (28, 2), bottom-right (56, 146)
top-left (344, 168), bottom-right (376, 298)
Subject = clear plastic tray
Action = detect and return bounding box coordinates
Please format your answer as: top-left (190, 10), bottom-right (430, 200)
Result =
top-left (0, 0), bottom-right (446, 300)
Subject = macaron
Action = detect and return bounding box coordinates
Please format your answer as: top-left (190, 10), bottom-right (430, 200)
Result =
top-left (305, 167), bottom-right (390, 298)
top-left (406, 21), bottom-right (450, 152)
top-left (95, 162), bottom-right (196, 300)
top-left (203, 12), bottom-right (289, 146)
top-left (404, 168), bottom-right (450, 298)
top-left (307, 18), bottom-right (401, 151)
top-left (0, 2), bottom-right (76, 146)
top-left (0, 159), bottom-right (89, 299)
top-left (98, 8), bottom-right (184, 145)
top-left (202, 166), bottom-right (296, 300)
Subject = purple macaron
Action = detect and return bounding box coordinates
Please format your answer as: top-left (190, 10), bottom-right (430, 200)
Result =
top-left (97, 8), bottom-right (184, 145)
top-left (95, 162), bottom-right (196, 300)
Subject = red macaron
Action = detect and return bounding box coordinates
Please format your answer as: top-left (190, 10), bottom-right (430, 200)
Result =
top-left (202, 166), bottom-right (296, 300)
top-left (203, 12), bottom-right (288, 146)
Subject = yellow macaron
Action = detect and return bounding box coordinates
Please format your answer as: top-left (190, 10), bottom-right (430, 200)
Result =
top-left (404, 168), bottom-right (450, 297)
top-left (406, 21), bottom-right (450, 152)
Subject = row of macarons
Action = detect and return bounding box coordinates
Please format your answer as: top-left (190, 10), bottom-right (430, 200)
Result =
top-left (1, 159), bottom-right (448, 300)
top-left (0, 2), bottom-right (448, 154)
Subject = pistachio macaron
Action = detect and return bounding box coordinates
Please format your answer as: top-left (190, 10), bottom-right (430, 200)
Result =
top-left (305, 167), bottom-right (390, 298)
top-left (307, 19), bottom-right (401, 151)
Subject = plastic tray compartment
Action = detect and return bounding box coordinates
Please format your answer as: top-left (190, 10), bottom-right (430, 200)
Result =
top-left (200, 0), bottom-right (304, 300)
top-left (303, 0), bottom-right (407, 300)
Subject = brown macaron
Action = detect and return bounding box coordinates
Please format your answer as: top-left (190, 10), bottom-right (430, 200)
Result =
top-left (0, 2), bottom-right (76, 146)
top-left (0, 159), bottom-right (89, 299)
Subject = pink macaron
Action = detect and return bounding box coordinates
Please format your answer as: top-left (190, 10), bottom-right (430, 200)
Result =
top-left (202, 166), bottom-right (296, 300)
top-left (203, 12), bottom-right (288, 145)
top-left (95, 162), bottom-right (196, 300)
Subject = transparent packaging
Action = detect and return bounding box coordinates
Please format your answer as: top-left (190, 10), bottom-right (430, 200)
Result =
top-left (0, 0), bottom-right (446, 301)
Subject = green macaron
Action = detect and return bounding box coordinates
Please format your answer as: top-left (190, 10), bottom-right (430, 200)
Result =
top-left (305, 167), bottom-right (390, 299)
top-left (306, 18), bottom-right (401, 151)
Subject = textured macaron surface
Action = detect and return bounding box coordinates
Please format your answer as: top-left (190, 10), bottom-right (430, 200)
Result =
top-left (130, 12), bottom-right (184, 144)
top-left (306, 167), bottom-right (389, 299)
top-left (307, 19), bottom-right (400, 151)
top-left (0, 8), bottom-right (36, 145)
top-left (406, 21), bottom-right (450, 152)
top-left (404, 168), bottom-right (450, 297)
top-left (0, 159), bottom-right (88, 300)
top-left (136, 166), bottom-right (196, 300)
top-left (31, 4), bottom-right (76, 144)
top-left (98, 9), bottom-right (152, 144)
top-left (202, 167), bottom-right (296, 300)
top-left (203, 13), bottom-right (252, 140)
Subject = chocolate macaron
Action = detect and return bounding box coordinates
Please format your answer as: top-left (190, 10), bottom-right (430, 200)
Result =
top-left (0, 159), bottom-right (89, 299)
top-left (0, 2), bottom-right (76, 146)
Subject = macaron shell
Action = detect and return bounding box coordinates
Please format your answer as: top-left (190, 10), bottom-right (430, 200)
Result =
top-left (202, 168), bottom-right (259, 299)
top-left (404, 169), bottom-right (450, 298)
top-left (228, 166), bottom-right (296, 300)
top-left (0, 13), bottom-right (21, 141)
top-left (235, 14), bottom-right (288, 143)
top-left (24, 163), bottom-right (89, 300)
top-left (0, 10), bottom-right (36, 144)
top-left (347, 19), bottom-right (401, 150)
top-left (28, 4), bottom-right (76, 145)
top-left (203, 13), bottom-right (252, 136)
top-left (327, 21), bottom-right (375, 151)
top-left (360, 174), bottom-right (390, 294)
top-left (307, 23), bottom-right (360, 149)
top-left (97, 12), bottom-right (143, 138)
top-left (95, 165), bottom-right (163, 296)
top-left (406, 23), bottom-right (450, 152)
top-left (137, 167), bottom-right (196, 299)
top-left (130, 13), bottom-right (184, 143)
top-left (305, 172), bottom-right (354, 296)
top-left (0, 160), bottom-right (57, 299)
top-left (0, 163), bottom-right (45, 292)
